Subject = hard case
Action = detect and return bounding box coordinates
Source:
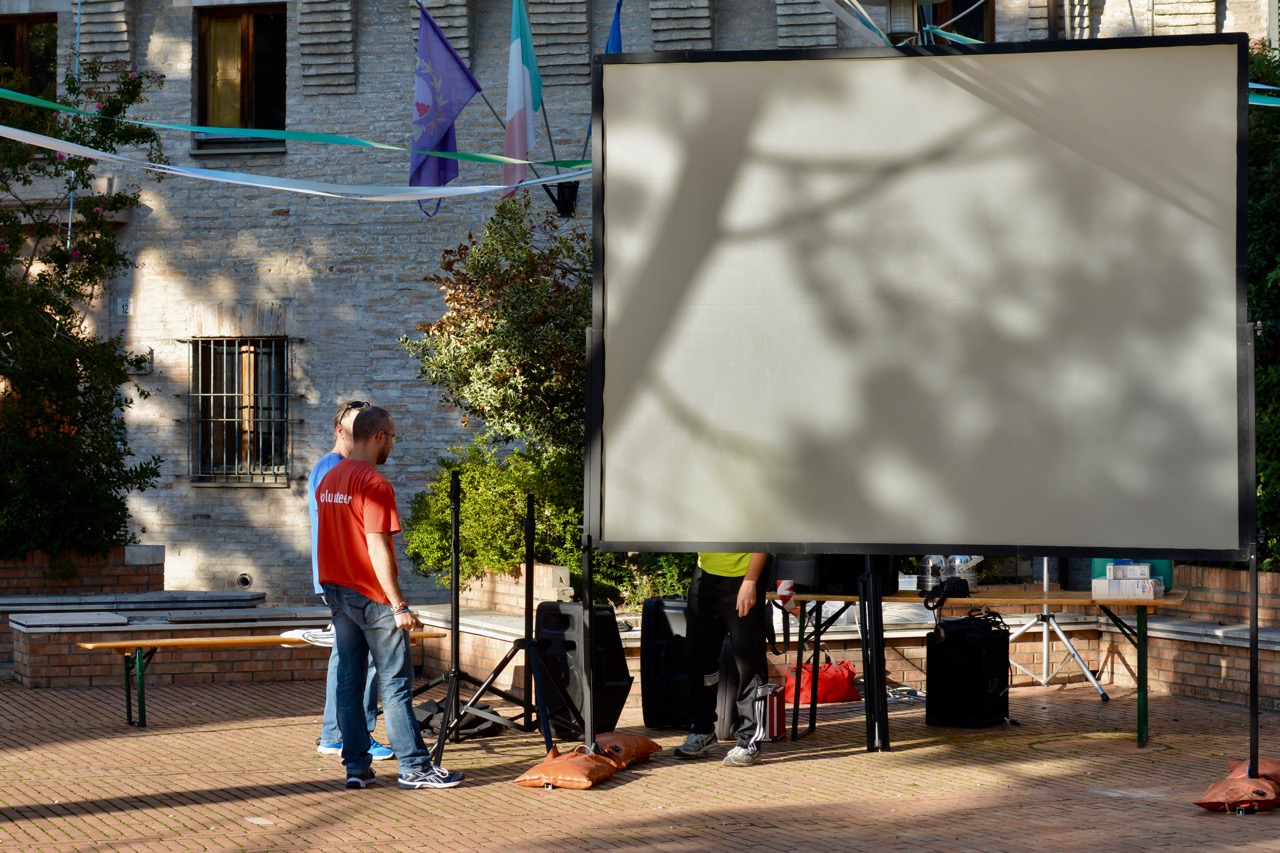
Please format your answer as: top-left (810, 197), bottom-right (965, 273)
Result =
top-left (640, 595), bottom-right (691, 729)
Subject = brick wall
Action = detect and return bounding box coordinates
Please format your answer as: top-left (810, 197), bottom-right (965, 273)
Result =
top-left (456, 564), bottom-right (575, 615)
top-left (15, 626), bottom-right (336, 689)
top-left (1174, 564), bottom-right (1280, 625)
top-left (0, 546), bottom-right (164, 596)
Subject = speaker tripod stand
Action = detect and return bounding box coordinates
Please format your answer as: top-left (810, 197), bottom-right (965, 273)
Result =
top-left (421, 477), bottom-right (583, 763)
top-left (1006, 557), bottom-right (1109, 701)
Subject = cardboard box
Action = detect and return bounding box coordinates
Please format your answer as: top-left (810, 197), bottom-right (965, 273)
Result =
top-left (1091, 577), bottom-right (1165, 599)
top-left (1106, 562), bottom-right (1151, 580)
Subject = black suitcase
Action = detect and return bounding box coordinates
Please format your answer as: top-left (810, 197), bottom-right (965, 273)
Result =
top-left (640, 596), bottom-right (691, 729)
top-left (925, 610), bottom-right (1010, 728)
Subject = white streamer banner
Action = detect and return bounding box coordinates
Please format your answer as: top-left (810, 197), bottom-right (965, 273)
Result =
top-left (0, 123), bottom-right (589, 202)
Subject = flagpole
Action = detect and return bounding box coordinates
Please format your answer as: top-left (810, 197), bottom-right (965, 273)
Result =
top-left (540, 109), bottom-right (561, 175)
top-left (478, 91), bottom-right (546, 183)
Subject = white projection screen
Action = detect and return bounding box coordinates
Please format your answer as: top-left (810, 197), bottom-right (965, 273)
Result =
top-left (588, 36), bottom-right (1251, 560)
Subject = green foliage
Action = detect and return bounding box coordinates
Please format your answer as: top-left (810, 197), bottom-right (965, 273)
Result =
top-left (403, 438), bottom-right (583, 586)
top-left (0, 58), bottom-right (165, 558)
top-left (403, 195), bottom-right (694, 606)
top-left (1251, 42), bottom-right (1280, 570)
top-left (402, 193), bottom-right (591, 452)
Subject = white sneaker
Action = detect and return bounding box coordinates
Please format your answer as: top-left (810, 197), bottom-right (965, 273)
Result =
top-left (723, 745), bottom-right (759, 767)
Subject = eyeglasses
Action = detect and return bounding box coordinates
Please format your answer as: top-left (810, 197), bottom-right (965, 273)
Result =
top-left (385, 433), bottom-right (398, 444)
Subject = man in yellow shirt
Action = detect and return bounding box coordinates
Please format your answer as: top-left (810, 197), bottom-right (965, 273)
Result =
top-left (674, 552), bottom-right (769, 767)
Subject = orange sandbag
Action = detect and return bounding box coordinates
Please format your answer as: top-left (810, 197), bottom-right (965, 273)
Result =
top-left (595, 731), bottom-right (661, 769)
top-left (513, 746), bottom-right (620, 790)
top-left (1194, 775), bottom-right (1280, 813)
top-left (1227, 758), bottom-right (1280, 783)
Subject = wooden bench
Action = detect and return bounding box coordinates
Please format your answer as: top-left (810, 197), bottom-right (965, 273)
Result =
top-left (80, 631), bottom-right (446, 727)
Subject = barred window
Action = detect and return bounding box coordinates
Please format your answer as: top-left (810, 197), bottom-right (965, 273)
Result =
top-left (189, 338), bottom-right (289, 485)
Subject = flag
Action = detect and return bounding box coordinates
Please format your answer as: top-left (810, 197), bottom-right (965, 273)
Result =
top-left (606, 0), bottom-right (624, 54)
top-left (410, 1), bottom-right (481, 188)
top-left (502, 0), bottom-right (543, 193)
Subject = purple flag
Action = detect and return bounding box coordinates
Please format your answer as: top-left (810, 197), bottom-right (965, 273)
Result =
top-left (411, 1), bottom-right (481, 187)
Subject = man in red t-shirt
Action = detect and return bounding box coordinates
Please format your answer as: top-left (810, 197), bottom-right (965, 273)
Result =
top-left (316, 405), bottom-right (463, 791)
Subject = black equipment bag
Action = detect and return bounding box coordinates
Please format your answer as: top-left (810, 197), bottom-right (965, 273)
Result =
top-left (640, 595), bottom-right (691, 729)
top-left (925, 608), bottom-right (1010, 728)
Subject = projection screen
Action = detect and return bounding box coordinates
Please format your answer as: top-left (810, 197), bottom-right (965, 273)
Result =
top-left (588, 36), bottom-right (1250, 560)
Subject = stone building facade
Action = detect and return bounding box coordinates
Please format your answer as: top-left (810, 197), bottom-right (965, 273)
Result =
top-left (2, 0), bottom-right (1267, 603)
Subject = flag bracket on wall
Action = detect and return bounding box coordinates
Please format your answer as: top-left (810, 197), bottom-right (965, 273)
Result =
top-left (550, 180), bottom-right (578, 217)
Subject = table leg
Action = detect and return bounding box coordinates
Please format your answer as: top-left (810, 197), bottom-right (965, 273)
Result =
top-left (1137, 608), bottom-right (1148, 747)
top-left (808, 605), bottom-right (823, 737)
top-left (124, 651), bottom-right (135, 726)
top-left (789, 603), bottom-right (807, 740)
top-left (136, 648), bottom-right (148, 728)
top-left (1098, 605), bottom-right (1148, 746)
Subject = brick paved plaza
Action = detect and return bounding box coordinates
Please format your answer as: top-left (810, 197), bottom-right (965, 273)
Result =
top-left (1, 677), bottom-right (1277, 852)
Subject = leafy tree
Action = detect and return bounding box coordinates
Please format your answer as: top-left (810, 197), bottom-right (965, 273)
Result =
top-left (402, 195), bottom-right (590, 583)
top-left (1252, 42), bottom-right (1280, 569)
top-left (0, 57), bottom-right (165, 558)
top-left (402, 195), bottom-right (695, 605)
top-left (405, 192), bottom-right (591, 453)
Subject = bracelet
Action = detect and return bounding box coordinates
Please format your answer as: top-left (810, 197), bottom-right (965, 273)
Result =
top-left (392, 602), bottom-right (410, 615)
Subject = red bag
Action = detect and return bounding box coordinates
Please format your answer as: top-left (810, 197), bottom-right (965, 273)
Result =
top-left (785, 653), bottom-right (861, 704)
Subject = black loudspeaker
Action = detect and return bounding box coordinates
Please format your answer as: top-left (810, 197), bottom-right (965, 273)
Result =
top-left (925, 612), bottom-right (1010, 728)
top-left (640, 596), bottom-right (689, 729)
top-left (818, 554), bottom-right (900, 596)
top-left (535, 602), bottom-right (634, 735)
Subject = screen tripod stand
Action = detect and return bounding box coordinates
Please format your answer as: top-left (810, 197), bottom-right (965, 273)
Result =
top-left (423, 474), bottom-right (584, 763)
top-left (1006, 557), bottom-right (1109, 700)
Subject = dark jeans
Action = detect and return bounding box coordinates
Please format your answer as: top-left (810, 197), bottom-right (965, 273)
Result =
top-left (322, 583), bottom-right (431, 776)
top-left (686, 567), bottom-right (768, 747)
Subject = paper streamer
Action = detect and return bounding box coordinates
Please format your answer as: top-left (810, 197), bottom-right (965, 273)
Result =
top-left (0, 122), bottom-right (589, 202)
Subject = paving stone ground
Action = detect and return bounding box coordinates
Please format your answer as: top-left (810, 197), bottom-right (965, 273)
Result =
top-left (1, 675), bottom-right (1277, 852)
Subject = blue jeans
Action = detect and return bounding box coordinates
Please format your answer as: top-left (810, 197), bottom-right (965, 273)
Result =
top-left (322, 583), bottom-right (431, 776)
top-left (319, 643), bottom-right (379, 746)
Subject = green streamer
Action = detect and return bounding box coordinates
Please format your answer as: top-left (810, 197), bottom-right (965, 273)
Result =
top-left (0, 86), bottom-right (589, 168)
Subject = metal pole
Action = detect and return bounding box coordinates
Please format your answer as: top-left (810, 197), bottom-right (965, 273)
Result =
top-left (1250, 538), bottom-right (1260, 776)
top-left (1042, 556), bottom-right (1050, 684)
top-left (523, 494), bottom-right (535, 724)
top-left (581, 536), bottom-right (596, 751)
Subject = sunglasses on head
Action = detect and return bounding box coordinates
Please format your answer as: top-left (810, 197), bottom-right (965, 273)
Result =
top-left (335, 400), bottom-right (369, 427)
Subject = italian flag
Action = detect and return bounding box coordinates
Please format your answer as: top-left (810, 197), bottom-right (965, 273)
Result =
top-left (502, 0), bottom-right (543, 193)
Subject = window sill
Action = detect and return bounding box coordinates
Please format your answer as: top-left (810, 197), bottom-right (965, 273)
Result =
top-left (189, 143), bottom-right (287, 157)
top-left (189, 479), bottom-right (292, 488)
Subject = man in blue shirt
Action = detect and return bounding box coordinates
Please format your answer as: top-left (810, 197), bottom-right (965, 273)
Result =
top-left (307, 400), bottom-right (391, 760)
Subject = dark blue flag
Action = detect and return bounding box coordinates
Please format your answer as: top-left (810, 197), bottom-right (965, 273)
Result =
top-left (410, 1), bottom-right (482, 188)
